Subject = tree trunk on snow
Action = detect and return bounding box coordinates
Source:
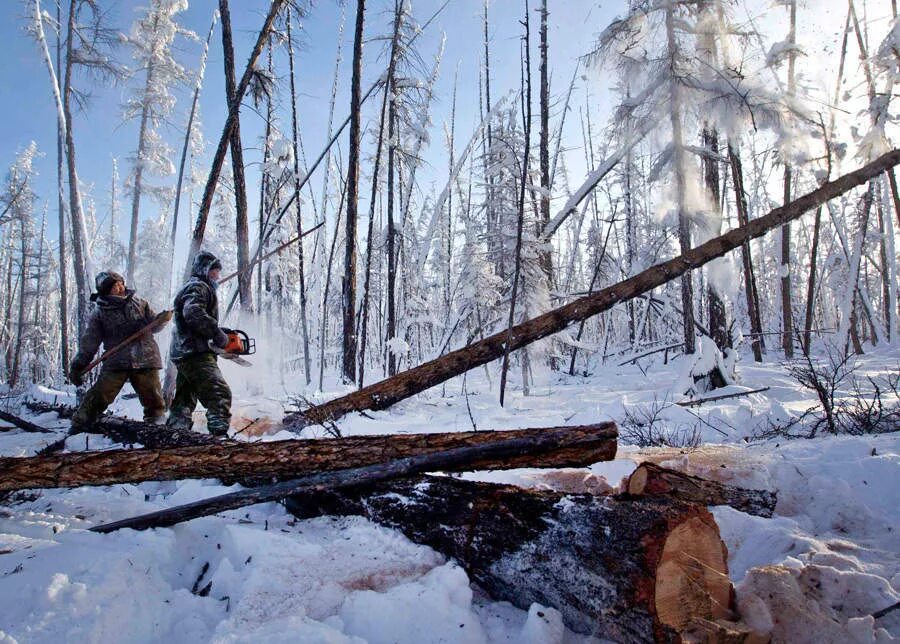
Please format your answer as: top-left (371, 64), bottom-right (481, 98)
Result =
top-left (186, 0), bottom-right (286, 280)
top-left (0, 422), bottom-right (616, 492)
top-left (627, 462), bottom-right (777, 518)
top-left (728, 143), bottom-right (763, 361)
top-left (286, 475), bottom-right (738, 643)
top-left (220, 0), bottom-right (253, 312)
top-left (9, 217), bottom-right (29, 388)
top-left (342, 0), bottom-right (366, 385)
top-left (285, 150), bottom-right (900, 427)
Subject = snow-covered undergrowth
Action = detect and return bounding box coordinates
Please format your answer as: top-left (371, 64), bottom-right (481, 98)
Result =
top-left (1, 347), bottom-right (898, 642)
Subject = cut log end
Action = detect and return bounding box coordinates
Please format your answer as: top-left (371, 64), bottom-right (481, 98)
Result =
top-left (655, 516), bottom-right (731, 632)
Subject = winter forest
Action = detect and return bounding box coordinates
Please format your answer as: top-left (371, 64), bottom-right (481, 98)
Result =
top-left (1, 0), bottom-right (899, 642)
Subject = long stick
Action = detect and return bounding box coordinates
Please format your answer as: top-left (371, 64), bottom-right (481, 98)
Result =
top-left (287, 150), bottom-right (900, 427)
top-left (218, 221), bottom-right (323, 284)
top-left (88, 426), bottom-right (614, 533)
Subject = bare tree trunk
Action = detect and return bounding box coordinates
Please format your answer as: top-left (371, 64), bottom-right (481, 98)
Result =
top-left (359, 2), bottom-right (401, 388)
top-left (220, 0), bottom-right (253, 313)
top-left (499, 3), bottom-right (532, 407)
top-left (286, 150), bottom-right (900, 427)
top-left (729, 151), bottom-right (764, 362)
top-left (703, 128), bottom-right (728, 351)
top-left (538, 0), bottom-right (552, 285)
top-left (55, 0), bottom-right (69, 375)
top-left (780, 0), bottom-right (797, 358)
top-left (10, 217), bottom-right (29, 387)
top-left (665, 1), bottom-right (695, 354)
top-left (169, 10), bottom-right (217, 297)
top-left (342, 0), bottom-right (366, 384)
top-left (319, 172), bottom-right (347, 391)
top-left (63, 0), bottom-right (91, 332)
top-left (286, 8), bottom-right (311, 384)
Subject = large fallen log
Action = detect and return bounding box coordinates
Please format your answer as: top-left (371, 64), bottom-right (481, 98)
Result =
top-left (89, 426), bottom-right (615, 533)
top-left (23, 400), bottom-right (216, 449)
top-left (285, 475), bottom-right (751, 643)
top-left (0, 422), bottom-right (616, 493)
top-left (627, 462), bottom-right (777, 518)
top-left (287, 150), bottom-right (900, 427)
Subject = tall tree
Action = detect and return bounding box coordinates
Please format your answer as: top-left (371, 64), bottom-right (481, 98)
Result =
top-left (123, 0), bottom-right (192, 284)
top-left (342, 0), bottom-right (366, 384)
top-left (779, 0), bottom-right (797, 357)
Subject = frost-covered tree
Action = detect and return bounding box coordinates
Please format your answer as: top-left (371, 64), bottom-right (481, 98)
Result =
top-left (123, 0), bottom-right (194, 284)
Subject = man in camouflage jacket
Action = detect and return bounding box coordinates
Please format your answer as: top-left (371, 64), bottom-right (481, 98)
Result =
top-left (70, 271), bottom-right (166, 430)
top-left (166, 250), bottom-right (233, 437)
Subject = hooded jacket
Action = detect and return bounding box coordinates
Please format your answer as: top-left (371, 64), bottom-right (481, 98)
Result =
top-left (170, 251), bottom-right (222, 361)
top-left (71, 291), bottom-right (163, 372)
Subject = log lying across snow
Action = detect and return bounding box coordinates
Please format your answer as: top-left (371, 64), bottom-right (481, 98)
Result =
top-left (24, 400), bottom-right (216, 449)
top-left (286, 150), bottom-right (900, 428)
top-left (90, 426), bottom-right (615, 533)
top-left (0, 422), bottom-right (616, 493)
top-left (285, 475), bottom-right (759, 643)
top-left (627, 462), bottom-right (777, 518)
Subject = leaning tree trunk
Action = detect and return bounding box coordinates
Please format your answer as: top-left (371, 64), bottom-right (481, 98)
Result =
top-left (286, 475), bottom-right (738, 643)
top-left (285, 150), bottom-right (900, 427)
top-left (185, 0), bottom-right (286, 280)
top-left (0, 422), bottom-right (616, 492)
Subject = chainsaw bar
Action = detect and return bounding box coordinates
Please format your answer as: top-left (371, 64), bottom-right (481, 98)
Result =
top-left (208, 343), bottom-right (253, 367)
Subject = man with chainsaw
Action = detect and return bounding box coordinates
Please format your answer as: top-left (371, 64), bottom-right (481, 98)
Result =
top-left (167, 250), bottom-right (234, 437)
top-left (69, 271), bottom-right (167, 431)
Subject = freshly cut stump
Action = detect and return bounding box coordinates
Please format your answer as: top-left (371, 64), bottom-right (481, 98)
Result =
top-left (628, 462), bottom-right (777, 518)
top-left (286, 475), bottom-right (733, 643)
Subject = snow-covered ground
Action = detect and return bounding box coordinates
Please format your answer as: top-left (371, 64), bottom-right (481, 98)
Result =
top-left (0, 347), bottom-right (898, 643)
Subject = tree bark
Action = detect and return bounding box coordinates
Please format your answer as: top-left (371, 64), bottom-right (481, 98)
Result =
top-left (126, 46), bottom-right (156, 285)
top-left (54, 0), bottom-right (69, 374)
top-left (0, 422), bottom-right (616, 493)
top-left (220, 0), bottom-right (253, 312)
top-left (703, 128), bottom-right (728, 352)
top-left (627, 462), bottom-right (777, 518)
top-left (286, 475), bottom-right (736, 642)
top-left (285, 150), bottom-right (900, 427)
top-left (780, 0), bottom-right (798, 358)
top-left (342, 0), bottom-right (366, 384)
top-left (538, 0), bottom-right (552, 284)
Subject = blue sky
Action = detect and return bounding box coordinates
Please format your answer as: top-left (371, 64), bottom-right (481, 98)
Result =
top-left (0, 0), bottom-right (616, 256)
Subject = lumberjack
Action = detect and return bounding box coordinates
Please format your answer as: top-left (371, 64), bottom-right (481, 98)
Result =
top-left (70, 271), bottom-right (167, 431)
top-left (166, 251), bottom-right (234, 437)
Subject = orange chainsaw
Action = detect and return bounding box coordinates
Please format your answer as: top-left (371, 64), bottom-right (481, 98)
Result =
top-left (209, 328), bottom-right (256, 366)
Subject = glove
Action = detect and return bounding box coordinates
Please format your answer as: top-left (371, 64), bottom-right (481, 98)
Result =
top-left (213, 328), bottom-right (229, 349)
top-left (69, 368), bottom-right (84, 387)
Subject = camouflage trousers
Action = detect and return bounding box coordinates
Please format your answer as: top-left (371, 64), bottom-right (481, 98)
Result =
top-left (167, 353), bottom-right (232, 437)
top-left (72, 369), bottom-right (165, 429)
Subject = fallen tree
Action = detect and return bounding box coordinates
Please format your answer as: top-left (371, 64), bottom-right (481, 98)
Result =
top-left (0, 422), bottom-right (616, 493)
top-left (285, 475), bottom-right (759, 643)
top-left (89, 426), bottom-right (615, 533)
top-left (23, 400), bottom-right (216, 450)
top-left (287, 149), bottom-right (900, 428)
top-left (627, 462), bottom-right (777, 518)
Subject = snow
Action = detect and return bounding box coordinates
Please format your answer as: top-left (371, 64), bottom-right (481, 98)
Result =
top-left (1, 349), bottom-right (899, 642)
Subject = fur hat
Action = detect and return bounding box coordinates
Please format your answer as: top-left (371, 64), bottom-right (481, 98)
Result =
top-left (94, 271), bottom-right (125, 296)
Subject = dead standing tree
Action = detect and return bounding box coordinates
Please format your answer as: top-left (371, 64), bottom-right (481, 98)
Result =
top-left (285, 150), bottom-right (900, 427)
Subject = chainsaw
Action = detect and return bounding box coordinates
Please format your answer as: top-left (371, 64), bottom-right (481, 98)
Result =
top-left (209, 328), bottom-right (256, 367)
